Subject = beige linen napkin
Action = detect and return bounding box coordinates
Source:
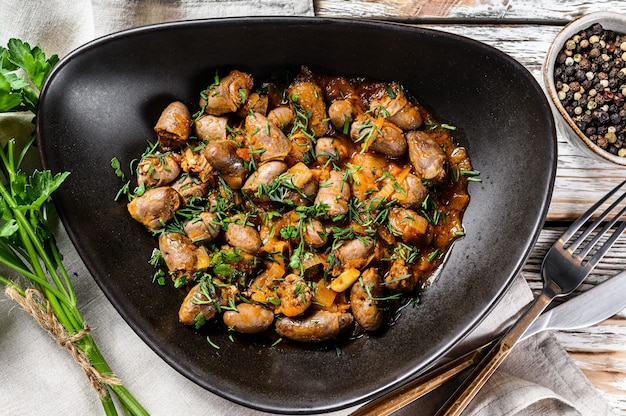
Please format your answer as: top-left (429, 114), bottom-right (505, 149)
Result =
top-left (0, 2), bottom-right (617, 415)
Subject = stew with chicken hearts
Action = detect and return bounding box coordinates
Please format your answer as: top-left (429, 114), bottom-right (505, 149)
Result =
top-left (120, 67), bottom-right (476, 344)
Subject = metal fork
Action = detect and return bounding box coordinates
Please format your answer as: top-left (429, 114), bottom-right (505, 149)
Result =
top-left (435, 179), bottom-right (626, 416)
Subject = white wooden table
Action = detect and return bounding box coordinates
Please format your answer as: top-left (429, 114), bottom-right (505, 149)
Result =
top-left (315, 1), bottom-right (626, 412)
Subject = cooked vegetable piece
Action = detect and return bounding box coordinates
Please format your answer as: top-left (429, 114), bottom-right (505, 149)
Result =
top-left (330, 268), bottom-right (361, 292)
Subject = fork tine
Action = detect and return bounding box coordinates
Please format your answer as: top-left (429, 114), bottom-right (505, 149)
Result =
top-left (561, 179), bottom-right (626, 250)
top-left (584, 216), bottom-right (626, 270)
top-left (576, 203), bottom-right (626, 260)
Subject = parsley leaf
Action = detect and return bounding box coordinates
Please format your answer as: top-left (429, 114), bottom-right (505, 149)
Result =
top-left (7, 39), bottom-right (58, 90)
top-left (12, 169), bottom-right (70, 210)
top-left (0, 39), bottom-right (58, 113)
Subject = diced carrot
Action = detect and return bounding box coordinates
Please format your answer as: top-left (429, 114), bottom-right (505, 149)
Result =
top-left (236, 147), bottom-right (251, 161)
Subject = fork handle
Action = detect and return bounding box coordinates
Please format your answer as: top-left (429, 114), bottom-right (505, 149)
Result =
top-left (349, 347), bottom-right (486, 416)
top-left (435, 291), bottom-right (553, 416)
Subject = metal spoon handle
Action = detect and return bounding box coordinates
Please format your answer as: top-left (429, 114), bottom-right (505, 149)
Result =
top-left (434, 291), bottom-right (553, 416)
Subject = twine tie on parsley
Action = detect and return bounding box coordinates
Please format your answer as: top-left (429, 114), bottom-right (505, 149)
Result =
top-left (5, 286), bottom-right (122, 396)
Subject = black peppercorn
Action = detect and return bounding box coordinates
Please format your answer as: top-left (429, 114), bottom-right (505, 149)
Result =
top-left (591, 23), bottom-right (603, 34)
top-left (579, 58), bottom-right (591, 70)
top-left (611, 113), bottom-right (622, 124)
top-left (594, 110), bottom-right (610, 125)
top-left (590, 47), bottom-right (601, 58)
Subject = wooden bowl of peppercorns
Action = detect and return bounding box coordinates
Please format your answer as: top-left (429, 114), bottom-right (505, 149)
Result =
top-left (544, 12), bottom-right (626, 165)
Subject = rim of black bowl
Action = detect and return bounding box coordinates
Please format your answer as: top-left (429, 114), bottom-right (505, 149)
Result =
top-left (36, 16), bottom-right (557, 414)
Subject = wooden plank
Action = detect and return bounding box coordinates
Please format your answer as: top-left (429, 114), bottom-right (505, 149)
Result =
top-left (315, 0), bottom-right (626, 22)
top-left (555, 315), bottom-right (626, 413)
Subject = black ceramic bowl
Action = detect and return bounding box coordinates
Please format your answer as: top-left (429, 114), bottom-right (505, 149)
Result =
top-left (37, 17), bottom-right (556, 414)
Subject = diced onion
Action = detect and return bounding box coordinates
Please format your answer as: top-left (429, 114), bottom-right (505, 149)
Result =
top-left (372, 166), bottom-right (412, 207)
top-left (288, 162), bottom-right (313, 188)
top-left (300, 252), bottom-right (325, 270)
top-left (195, 246), bottom-right (211, 270)
top-left (313, 278), bottom-right (337, 308)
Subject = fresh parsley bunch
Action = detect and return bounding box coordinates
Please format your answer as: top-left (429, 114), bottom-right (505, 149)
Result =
top-left (0, 39), bottom-right (148, 416)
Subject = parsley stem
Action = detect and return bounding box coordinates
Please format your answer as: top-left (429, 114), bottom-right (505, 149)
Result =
top-left (0, 150), bottom-right (149, 415)
top-left (0, 146), bottom-right (81, 327)
top-left (0, 38), bottom-right (149, 415)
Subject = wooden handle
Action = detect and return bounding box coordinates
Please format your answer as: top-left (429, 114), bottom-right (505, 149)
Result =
top-left (435, 292), bottom-right (553, 416)
top-left (349, 347), bottom-right (486, 416)
top-left (435, 341), bottom-right (513, 416)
